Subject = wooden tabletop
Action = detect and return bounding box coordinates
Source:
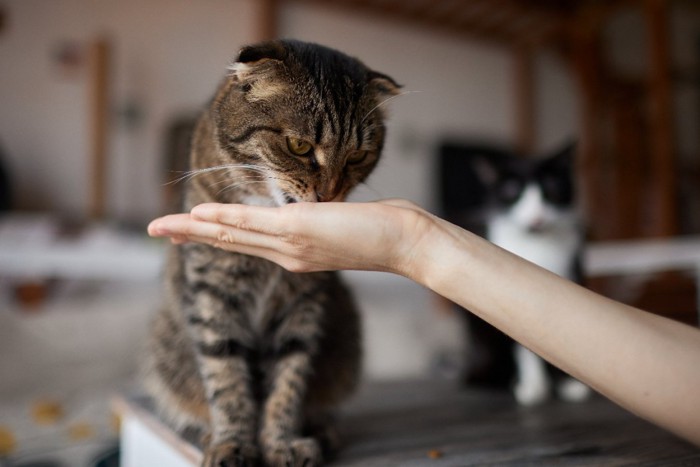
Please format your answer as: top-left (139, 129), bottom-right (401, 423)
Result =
top-left (116, 379), bottom-right (699, 466)
top-left (338, 380), bottom-right (699, 465)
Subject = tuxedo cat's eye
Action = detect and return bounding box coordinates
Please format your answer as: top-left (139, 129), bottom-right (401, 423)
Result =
top-left (497, 179), bottom-right (523, 204)
top-left (347, 150), bottom-right (368, 165)
top-left (286, 137), bottom-right (313, 156)
top-left (540, 176), bottom-right (572, 205)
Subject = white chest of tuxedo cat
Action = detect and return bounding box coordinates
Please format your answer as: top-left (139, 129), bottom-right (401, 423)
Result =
top-left (488, 212), bottom-right (580, 279)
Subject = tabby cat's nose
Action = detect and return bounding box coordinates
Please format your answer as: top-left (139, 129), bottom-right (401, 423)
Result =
top-left (316, 178), bottom-right (343, 202)
top-left (315, 186), bottom-right (340, 202)
top-left (316, 189), bottom-right (344, 202)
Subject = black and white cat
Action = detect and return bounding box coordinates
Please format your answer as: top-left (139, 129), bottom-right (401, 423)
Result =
top-left (462, 143), bottom-right (591, 406)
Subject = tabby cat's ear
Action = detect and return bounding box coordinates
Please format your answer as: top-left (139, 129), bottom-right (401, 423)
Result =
top-left (237, 41), bottom-right (287, 65)
top-left (228, 41), bottom-right (287, 82)
top-left (367, 70), bottom-right (402, 97)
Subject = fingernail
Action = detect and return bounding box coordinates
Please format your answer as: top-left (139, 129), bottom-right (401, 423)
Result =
top-left (148, 221), bottom-right (168, 236)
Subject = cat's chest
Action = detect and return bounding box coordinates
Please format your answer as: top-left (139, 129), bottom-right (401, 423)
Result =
top-left (487, 216), bottom-right (580, 278)
top-left (232, 260), bottom-right (297, 332)
top-left (185, 249), bottom-right (303, 331)
top-left (252, 266), bottom-right (286, 329)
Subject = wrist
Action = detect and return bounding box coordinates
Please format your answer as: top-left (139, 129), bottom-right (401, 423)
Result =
top-left (411, 215), bottom-right (480, 307)
top-left (390, 209), bottom-right (454, 288)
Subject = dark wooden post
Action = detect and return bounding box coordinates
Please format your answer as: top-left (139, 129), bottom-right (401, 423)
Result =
top-left (568, 18), bottom-right (607, 239)
top-left (645, 0), bottom-right (678, 237)
top-left (258, 0), bottom-right (280, 41)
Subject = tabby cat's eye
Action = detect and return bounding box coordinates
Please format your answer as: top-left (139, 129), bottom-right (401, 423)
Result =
top-left (286, 137), bottom-right (313, 156)
top-left (347, 150), bottom-right (368, 165)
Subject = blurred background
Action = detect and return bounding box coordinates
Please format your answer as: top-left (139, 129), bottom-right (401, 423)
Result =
top-left (0, 0), bottom-right (699, 465)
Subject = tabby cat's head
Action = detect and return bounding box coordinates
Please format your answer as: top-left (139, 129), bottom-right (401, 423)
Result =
top-left (202, 39), bottom-right (400, 205)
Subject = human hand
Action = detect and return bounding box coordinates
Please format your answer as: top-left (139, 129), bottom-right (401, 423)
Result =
top-left (147, 199), bottom-right (433, 276)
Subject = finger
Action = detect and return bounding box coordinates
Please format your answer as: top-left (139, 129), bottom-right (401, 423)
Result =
top-left (148, 214), bottom-right (317, 271)
top-left (156, 214), bottom-right (289, 253)
top-left (191, 202), bottom-right (355, 244)
top-left (148, 214), bottom-right (192, 237)
top-left (190, 203), bottom-right (292, 236)
top-left (175, 232), bottom-right (325, 273)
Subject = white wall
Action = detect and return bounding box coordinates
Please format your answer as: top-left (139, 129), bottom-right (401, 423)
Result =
top-left (0, 0), bottom-right (257, 219)
top-left (535, 50), bottom-right (578, 155)
top-left (0, 0), bottom-right (577, 220)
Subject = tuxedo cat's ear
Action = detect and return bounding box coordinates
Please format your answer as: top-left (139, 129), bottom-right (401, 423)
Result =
top-left (470, 154), bottom-right (500, 185)
top-left (551, 141), bottom-right (576, 161)
top-left (367, 70), bottom-right (402, 97)
top-left (545, 141), bottom-right (577, 171)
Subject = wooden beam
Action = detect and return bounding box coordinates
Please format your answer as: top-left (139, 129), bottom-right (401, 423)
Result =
top-left (287, 0), bottom-right (515, 47)
top-left (645, 0), bottom-right (677, 237)
top-left (514, 45), bottom-right (536, 154)
top-left (611, 84), bottom-right (645, 239)
top-left (475, 5), bottom-right (522, 39)
top-left (88, 37), bottom-right (110, 220)
top-left (0, 5), bottom-right (6, 35)
top-left (426, 0), bottom-right (469, 21)
top-left (258, 0), bottom-right (279, 41)
top-left (568, 17), bottom-right (607, 239)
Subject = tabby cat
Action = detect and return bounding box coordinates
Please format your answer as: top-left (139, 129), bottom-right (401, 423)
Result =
top-left (144, 40), bottom-right (399, 467)
top-left (461, 144), bottom-right (591, 406)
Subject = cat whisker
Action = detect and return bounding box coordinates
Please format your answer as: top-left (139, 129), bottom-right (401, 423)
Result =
top-left (215, 180), bottom-right (271, 196)
top-left (164, 171), bottom-right (202, 186)
top-left (207, 177), bottom-right (260, 190)
top-left (207, 170), bottom-right (289, 195)
top-left (225, 163), bottom-right (273, 175)
top-left (165, 168), bottom-right (233, 186)
top-left (206, 172), bottom-right (268, 186)
top-left (164, 164), bottom-right (273, 186)
top-left (361, 90), bottom-right (423, 124)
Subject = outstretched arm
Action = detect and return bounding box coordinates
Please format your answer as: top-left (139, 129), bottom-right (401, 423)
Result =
top-left (149, 200), bottom-right (700, 446)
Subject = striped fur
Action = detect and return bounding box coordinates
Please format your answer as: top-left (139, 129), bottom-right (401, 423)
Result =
top-left (144, 40), bottom-right (399, 467)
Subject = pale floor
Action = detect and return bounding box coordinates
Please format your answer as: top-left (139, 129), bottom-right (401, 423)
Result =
top-left (0, 278), bottom-right (160, 467)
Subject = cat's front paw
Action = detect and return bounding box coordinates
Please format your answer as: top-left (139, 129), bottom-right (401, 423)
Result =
top-left (557, 377), bottom-right (592, 403)
top-left (514, 377), bottom-right (550, 406)
top-left (202, 440), bottom-right (259, 467)
top-left (263, 437), bottom-right (322, 467)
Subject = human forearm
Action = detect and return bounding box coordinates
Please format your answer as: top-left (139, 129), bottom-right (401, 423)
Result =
top-left (148, 200), bottom-right (700, 445)
top-left (409, 215), bottom-right (700, 445)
